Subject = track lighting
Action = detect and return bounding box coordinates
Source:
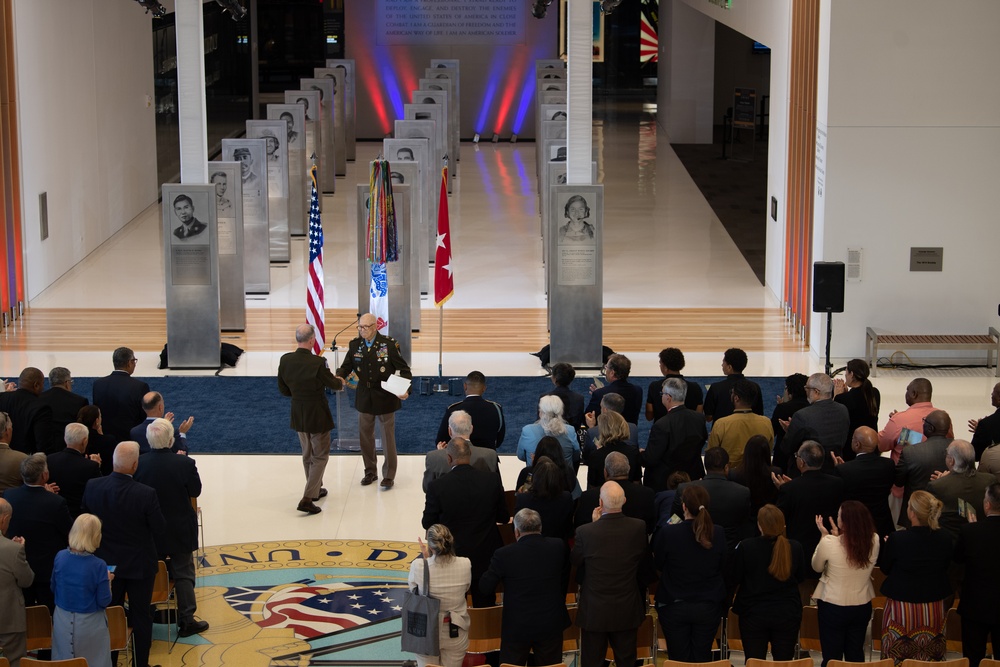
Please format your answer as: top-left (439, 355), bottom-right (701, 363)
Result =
top-left (134, 0), bottom-right (166, 17)
top-left (600, 0), bottom-right (623, 14)
top-left (215, 0), bottom-right (248, 21)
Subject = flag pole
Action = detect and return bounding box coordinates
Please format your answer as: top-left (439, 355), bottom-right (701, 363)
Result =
top-left (434, 304), bottom-right (447, 392)
top-left (432, 159), bottom-right (452, 393)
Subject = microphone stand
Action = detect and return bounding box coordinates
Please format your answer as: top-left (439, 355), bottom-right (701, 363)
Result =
top-left (330, 314), bottom-right (361, 451)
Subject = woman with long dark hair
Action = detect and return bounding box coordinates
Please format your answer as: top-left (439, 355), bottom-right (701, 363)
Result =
top-left (728, 435), bottom-right (782, 514)
top-left (652, 485), bottom-right (727, 662)
top-left (515, 436), bottom-right (576, 494)
top-left (833, 359), bottom-right (881, 461)
top-left (515, 457), bottom-right (574, 541)
top-left (730, 504), bottom-right (805, 660)
top-left (811, 500), bottom-right (880, 666)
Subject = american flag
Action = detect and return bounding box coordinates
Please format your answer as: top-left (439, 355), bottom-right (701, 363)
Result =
top-left (306, 165), bottom-right (325, 353)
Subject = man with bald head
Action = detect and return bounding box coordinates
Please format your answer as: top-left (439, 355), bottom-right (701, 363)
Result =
top-left (129, 391), bottom-right (192, 454)
top-left (83, 441), bottom-right (165, 667)
top-left (776, 372), bottom-right (849, 474)
top-left (879, 377), bottom-right (935, 459)
top-left (831, 426), bottom-right (896, 538)
top-left (0, 367), bottom-right (56, 454)
top-left (572, 481), bottom-right (653, 667)
top-left (336, 313), bottom-right (412, 490)
top-left (423, 410), bottom-right (499, 492)
top-left (895, 408), bottom-right (952, 527)
top-left (278, 324), bottom-right (345, 514)
top-left (928, 440), bottom-right (997, 538)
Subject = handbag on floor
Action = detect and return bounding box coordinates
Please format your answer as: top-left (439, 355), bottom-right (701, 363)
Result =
top-left (400, 557), bottom-right (440, 656)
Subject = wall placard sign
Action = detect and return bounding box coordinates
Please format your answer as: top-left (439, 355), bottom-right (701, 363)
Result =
top-left (377, 0), bottom-right (525, 45)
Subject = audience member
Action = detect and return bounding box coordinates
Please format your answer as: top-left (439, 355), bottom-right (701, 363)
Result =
top-left (642, 377), bottom-right (706, 491)
top-left (728, 435), bottom-right (781, 515)
top-left (895, 409), bottom-right (951, 527)
top-left (879, 490), bottom-right (953, 665)
top-left (776, 373), bottom-right (850, 474)
top-left (585, 411), bottom-right (641, 490)
top-left (45, 423), bottom-right (102, 518)
top-left (50, 513), bottom-right (112, 667)
top-left (516, 395), bottom-right (580, 495)
top-left (515, 436), bottom-right (576, 496)
top-left (134, 418), bottom-right (209, 637)
top-left (672, 447), bottom-right (751, 550)
top-left (879, 378), bottom-right (936, 460)
top-left (646, 347), bottom-right (703, 422)
top-left (979, 439), bottom-right (1000, 477)
top-left (514, 458), bottom-right (574, 541)
top-left (704, 348), bottom-right (763, 422)
top-left (831, 426), bottom-right (896, 539)
top-left (652, 471), bottom-right (690, 529)
top-left (577, 452), bottom-right (656, 535)
top-left (0, 497), bottom-right (34, 667)
top-left (653, 485), bottom-right (727, 663)
top-left (77, 406), bottom-right (116, 476)
top-left (730, 504), bottom-right (805, 661)
top-left (82, 441), bottom-right (166, 667)
top-left (969, 381), bottom-right (1000, 461)
top-left (708, 379), bottom-right (774, 467)
top-left (406, 524), bottom-right (471, 667)
top-left (4, 453), bottom-right (72, 609)
top-left (543, 362), bottom-right (585, 429)
top-left (129, 391), bottom-right (192, 454)
top-left (832, 359), bottom-right (880, 462)
top-left (586, 353), bottom-right (643, 425)
top-left (423, 410), bottom-right (499, 492)
top-left (37, 367), bottom-right (88, 443)
top-left (953, 482), bottom-right (1000, 667)
top-left (480, 508), bottom-right (571, 667)
top-left (582, 392), bottom-right (638, 458)
top-left (0, 367), bottom-right (56, 454)
top-left (435, 371), bottom-right (505, 449)
top-left (812, 501), bottom-right (880, 667)
top-left (928, 439), bottom-right (996, 538)
top-left (771, 373), bottom-right (810, 455)
top-left (0, 412), bottom-right (28, 494)
top-left (572, 482), bottom-right (653, 667)
top-left (91, 347), bottom-right (149, 443)
top-left (422, 438), bottom-right (509, 607)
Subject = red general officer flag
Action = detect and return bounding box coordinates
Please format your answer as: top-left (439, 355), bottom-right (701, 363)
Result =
top-left (434, 165), bottom-right (453, 307)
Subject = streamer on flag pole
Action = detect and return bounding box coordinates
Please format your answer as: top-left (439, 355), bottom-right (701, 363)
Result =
top-left (367, 157), bottom-right (398, 335)
top-left (305, 164), bottom-right (325, 354)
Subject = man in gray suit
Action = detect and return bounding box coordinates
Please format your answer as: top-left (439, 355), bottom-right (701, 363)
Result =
top-left (928, 439), bottom-right (997, 537)
top-left (777, 372), bottom-right (850, 474)
top-left (572, 482), bottom-right (654, 667)
top-left (0, 497), bottom-right (34, 667)
top-left (423, 410), bottom-right (499, 492)
top-left (895, 409), bottom-right (952, 527)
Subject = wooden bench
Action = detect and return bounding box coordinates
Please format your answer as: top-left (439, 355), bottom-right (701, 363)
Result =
top-left (866, 327), bottom-right (1000, 377)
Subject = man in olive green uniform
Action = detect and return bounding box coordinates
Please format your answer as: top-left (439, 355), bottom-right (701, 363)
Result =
top-left (277, 324), bottom-right (344, 514)
top-left (336, 313), bottom-right (411, 489)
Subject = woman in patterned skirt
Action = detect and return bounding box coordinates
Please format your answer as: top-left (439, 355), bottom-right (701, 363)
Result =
top-left (878, 490), bottom-right (954, 665)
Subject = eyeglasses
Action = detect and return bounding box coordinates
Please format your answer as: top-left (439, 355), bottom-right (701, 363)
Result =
top-left (358, 323), bottom-right (376, 330)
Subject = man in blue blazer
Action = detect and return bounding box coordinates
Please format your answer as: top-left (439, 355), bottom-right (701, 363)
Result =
top-left (91, 347), bottom-right (149, 443)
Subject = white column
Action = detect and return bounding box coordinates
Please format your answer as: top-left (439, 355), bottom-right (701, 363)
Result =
top-left (659, 0), bottom-right (715, 143)
top-left (176, 0), bottom-right (208, 184)
top-left (566, 0), bottom-right (593, 184)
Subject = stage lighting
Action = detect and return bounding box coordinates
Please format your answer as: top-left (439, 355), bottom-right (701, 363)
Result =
top-left (531, 0), bottom-right (553, 19)
top-left (473, 133), bottom-right (480, 144)
top-left (600, 0), bottom-right (624, 14)
top-left (134, 0), bottom-right (166, 17)
top-left (510, 134), bottom-right (518, 144)
top-left (215, 0), bottom-right (247, 20)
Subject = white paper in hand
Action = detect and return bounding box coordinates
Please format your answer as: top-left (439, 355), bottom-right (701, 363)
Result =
top-left (381, 373), bottom-right (411, 397)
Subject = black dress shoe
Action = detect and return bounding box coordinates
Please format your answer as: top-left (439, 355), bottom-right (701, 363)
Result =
top-left (379, 479), bottom-right (394, 489)
top-left (178, 619), bottom-right (210, 637)
top-left (360, 474), bottom-right (378, 486)
top-left (312, 488), bottom-right (328, 501)
top-left (297, 499), bottom-right (322, 514)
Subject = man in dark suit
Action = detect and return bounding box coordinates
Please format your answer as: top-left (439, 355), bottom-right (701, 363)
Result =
top-left (642, 377), bottom-right (707, 491)
top-left (672, 447), bottom-right (751, 549)
top-left (129, 391), bottom-right (191, 454)
top-left (895, 409), bottom-right (952, 527)
top-left (336, 313), bottom-right (411, 489)
top-left (646, 347), bottom-right (703, 423)
top-left (3, 453), bottom-right (72, 610)
top-left (575, 451), bottom-right (656, 535)
top-left (953, 481), bottom-right (1000, 667)
top-left (969, 382), bottom-right (1000, 461)
top-left (0, 497), bottom-right (34, 667)
top-left (82, 441), bottom-right (165, 667)
top-left (480, 508), bottom-right (570, 666)
top-left (278, 324), bottom-right (344, 514)
top-left (928, 440), bottom-right (997, 538)
top-left (422, 438), bottom-right (509, 607)
top-left (777, 373), bottom-right (850, 474)
top-left (36, 367), bottom-right (88, 443)
top-left (0, 367), bottom-right (56, 454)
top-left (134, 418), bottom-right (209, 637)
top-left (831, 426), bottom-right (896, 539)
top-left (543, 362), bottom-right (585, 429)
top-left (45, 423), bottom-right (102, 518)
top-left (572, 482), bottom-right (653, 667)
top-left (586, 354), bottom-right (643, 425)
top-left (434, 371), bottom-right (505, 449)
top-left (91, 347), bottom-right (150, 444)
top-left (703, 347), bottom-right (763, 423)
top-left (423, 411), bottom-right (499, 492)
top-left (774, 440), bottom-right (845, 597)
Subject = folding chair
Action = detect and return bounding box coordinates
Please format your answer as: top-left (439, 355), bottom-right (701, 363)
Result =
top-left (745, 658), bottom-right (813, 667)
top-left (466, 605), bottom-right (504, 656)
top-left (107, 604), bottom-right (134, 667)
top-left (151, 559), bottom-right (178, 651)
top-left (900, 659), bottom-right (969, 667)
top-left (25, 605), bottom-right (52, 654)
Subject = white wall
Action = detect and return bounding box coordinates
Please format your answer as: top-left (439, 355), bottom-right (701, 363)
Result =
top-left (15, 0), bottom-right (158, 301)
top-left (658, 0), bottom-right (715, 144)
top-left (813, 0), bottom-right (1000, 357)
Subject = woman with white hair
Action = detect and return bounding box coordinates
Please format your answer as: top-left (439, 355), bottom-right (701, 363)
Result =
top-left (516, 395), bottom-right (581, 496)
top-left (51, 513), bottom-right (113, 667)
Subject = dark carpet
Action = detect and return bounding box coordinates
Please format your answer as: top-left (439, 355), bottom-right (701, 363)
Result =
top-left (68, 375), bottom-right (786, 455)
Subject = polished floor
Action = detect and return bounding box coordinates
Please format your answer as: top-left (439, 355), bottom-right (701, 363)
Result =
top-left (3, 105), bottom-right (996, 665)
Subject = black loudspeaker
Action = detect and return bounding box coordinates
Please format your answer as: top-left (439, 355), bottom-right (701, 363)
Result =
top-left (813, 262), bottom-right (845, 313)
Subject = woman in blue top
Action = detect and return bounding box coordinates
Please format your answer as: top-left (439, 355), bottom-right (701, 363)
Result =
top-left (516, 395), bottom-right (580, 497)
top-left (51, 513), bottom-right (113, 667)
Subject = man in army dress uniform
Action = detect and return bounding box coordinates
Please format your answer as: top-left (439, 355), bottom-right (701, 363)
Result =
top-left (336, 313), bottom-right (412, 489)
